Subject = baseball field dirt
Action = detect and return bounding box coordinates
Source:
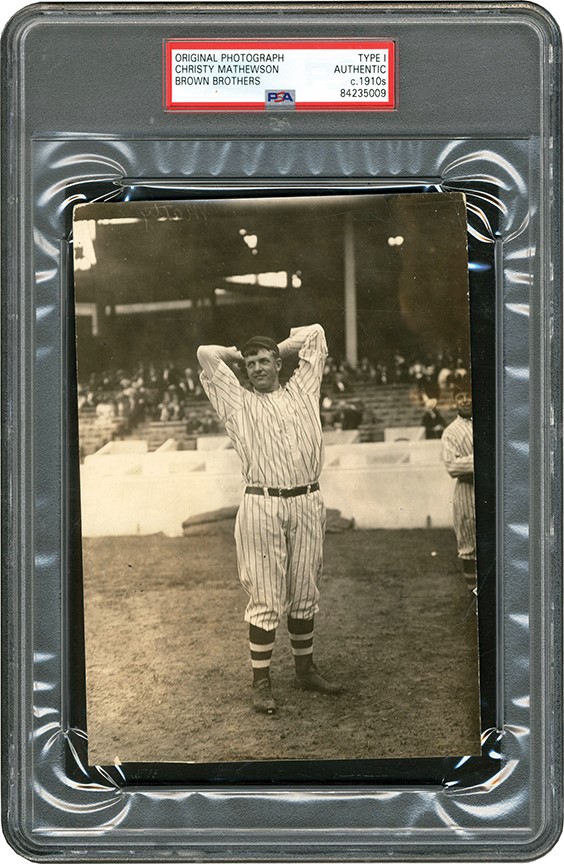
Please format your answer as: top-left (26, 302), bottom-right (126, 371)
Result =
top-left (82, 526), bottom-right (481, 766)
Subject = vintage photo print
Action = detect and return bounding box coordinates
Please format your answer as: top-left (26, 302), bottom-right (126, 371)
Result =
top-left (73, 191), bottom-right (482, 766)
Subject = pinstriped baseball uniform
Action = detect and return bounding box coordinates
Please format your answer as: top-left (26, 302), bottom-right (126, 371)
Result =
top-left (441, 415), bottom-right (476, 560)
top-left (199, 325), bottom-right (328, 629)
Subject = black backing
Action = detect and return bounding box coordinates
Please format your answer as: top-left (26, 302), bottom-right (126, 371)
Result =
top-left (66, 181), bottom-right (497, 788)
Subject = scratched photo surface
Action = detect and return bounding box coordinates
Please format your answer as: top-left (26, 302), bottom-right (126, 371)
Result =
top-left (73, 193), bottom-right (481, 766)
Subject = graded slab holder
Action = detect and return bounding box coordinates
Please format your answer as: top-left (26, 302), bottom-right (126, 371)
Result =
top-left (0, 2), bottom-right (561, 862)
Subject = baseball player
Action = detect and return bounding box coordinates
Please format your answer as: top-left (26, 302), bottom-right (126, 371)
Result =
top-left (197, 324), bottom-right (343, 714)
top-left (441, 385), bottom-right (477, 593)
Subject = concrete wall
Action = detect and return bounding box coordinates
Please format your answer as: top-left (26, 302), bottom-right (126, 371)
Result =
top-left (80, 438), bottom-right (455, 537)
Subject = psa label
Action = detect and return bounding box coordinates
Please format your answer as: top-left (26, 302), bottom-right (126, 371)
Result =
top-left (265, 90), bottom-right (295, 109)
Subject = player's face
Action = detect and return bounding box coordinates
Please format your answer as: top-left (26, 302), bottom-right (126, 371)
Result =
top-left (244, 349), bottom-right (282, 392)
top-left (455, 391), bottom-right (472, 418)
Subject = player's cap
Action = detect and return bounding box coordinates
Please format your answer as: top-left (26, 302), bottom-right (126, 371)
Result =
top-left (240, 336), bottom-right (280, 357)
top-left (452, 373), bottom-right (472, 395)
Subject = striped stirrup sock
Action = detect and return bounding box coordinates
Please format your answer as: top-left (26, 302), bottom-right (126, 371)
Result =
top-left (249, 624), bottom-right (276, 683)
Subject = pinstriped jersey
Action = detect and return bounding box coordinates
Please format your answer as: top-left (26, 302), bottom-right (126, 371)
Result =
top-left (441, 414), bottom-right (475, 559)
top-left (441, 415), bottom-right (474, 477)
top-left (200, 325), bottom-right (328, 487)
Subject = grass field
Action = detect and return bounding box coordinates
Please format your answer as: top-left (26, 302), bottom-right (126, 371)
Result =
top-left (82, 526), bottom-right (481, 766)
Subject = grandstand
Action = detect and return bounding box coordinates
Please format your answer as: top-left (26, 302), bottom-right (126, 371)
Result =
top-left (78, 378), bottom-right (458, 457)
top-left (78, 410), bottom-right (128, 459)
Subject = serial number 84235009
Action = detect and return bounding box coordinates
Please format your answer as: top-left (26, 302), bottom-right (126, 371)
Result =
top-left (340, 88), bottom-right (386, 98)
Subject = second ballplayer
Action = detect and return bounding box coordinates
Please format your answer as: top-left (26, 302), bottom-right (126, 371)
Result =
top-left (441, 384), bottom-right (477, 594)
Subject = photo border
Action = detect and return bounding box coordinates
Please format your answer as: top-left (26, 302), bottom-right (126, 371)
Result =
top-left (68, 179), bottom-right (495, 786)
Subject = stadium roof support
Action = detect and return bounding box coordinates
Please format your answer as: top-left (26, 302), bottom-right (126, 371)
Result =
top-left (344, 212), bottom-right (357, 368)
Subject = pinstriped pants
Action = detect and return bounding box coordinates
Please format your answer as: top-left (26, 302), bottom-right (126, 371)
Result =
top-left (453, 478), bottom-right (476, 560)
top-left (235, 490), bottom-right (326, 629)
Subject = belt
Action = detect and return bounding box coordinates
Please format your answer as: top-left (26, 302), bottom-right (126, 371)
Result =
top-left (245, 482), bottom-right (319, 498)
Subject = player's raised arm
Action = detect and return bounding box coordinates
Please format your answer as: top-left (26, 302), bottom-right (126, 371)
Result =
top-left (279, 324), bottom-right (328, 395)
top-left (277, 323), bottom-right (327, 358)
top-left (196, 343), bottom-right (243, 378)
top-left (197, 343), bottom-right (245, 421)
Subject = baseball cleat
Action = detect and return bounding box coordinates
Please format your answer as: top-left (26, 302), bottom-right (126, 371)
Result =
top-left (294, 665), bottom-right (343, 694)
top-left (252, 678), bottom-right (277, 714)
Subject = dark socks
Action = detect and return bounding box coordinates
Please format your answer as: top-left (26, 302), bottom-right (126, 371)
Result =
top-left (462, 558), bottom-right (477, 593)
top-left (288, 616), bottom-right (314, 674)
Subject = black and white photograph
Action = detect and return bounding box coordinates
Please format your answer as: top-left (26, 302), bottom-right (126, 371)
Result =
top-left (73, 191), bottom-right (482, 766)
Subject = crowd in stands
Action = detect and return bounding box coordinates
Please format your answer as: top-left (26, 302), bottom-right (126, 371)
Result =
top-left (319, 351), bottom-right (469, 435)
top-left (78, 362), bottom-right (217, 433)
top-left (78, 350), bottom-right (469, 438)
top-left (321, 351), bottom-right (469, 396)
